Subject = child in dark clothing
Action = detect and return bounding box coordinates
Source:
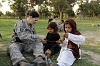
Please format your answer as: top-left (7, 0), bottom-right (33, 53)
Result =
top-left (44, 31), bottom-right (61, 56)
top-left (42, 22), bottom-right (61, 66)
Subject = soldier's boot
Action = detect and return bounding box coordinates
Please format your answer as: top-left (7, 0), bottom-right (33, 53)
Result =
top-left (30, 56), bottom-right (47, 66)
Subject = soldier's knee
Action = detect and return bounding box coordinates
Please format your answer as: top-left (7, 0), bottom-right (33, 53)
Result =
top-left (8, 43), bottom-right (19, 51)
top-left (7, 43), bottom-right (21, 54)
top-left (7, 43), bottom-right (15, 54)
top-left (9, 43), bottom-right (16, 48)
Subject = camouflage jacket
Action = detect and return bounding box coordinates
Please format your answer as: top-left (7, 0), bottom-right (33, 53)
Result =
top-left (11, 20), bottom-right (41, 44)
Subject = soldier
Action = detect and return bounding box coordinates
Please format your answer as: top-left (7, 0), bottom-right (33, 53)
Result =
top-left (7, 11), bottom-right (47, 66)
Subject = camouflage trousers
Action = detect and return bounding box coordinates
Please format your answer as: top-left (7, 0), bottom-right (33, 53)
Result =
top-left (7, 42), bottom-right (45, 66)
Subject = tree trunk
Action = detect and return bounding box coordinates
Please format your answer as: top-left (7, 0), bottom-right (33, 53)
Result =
top-left (18, 12), bottom-right (22, 20)
top-left (60, 12), bottom-right (63, 19)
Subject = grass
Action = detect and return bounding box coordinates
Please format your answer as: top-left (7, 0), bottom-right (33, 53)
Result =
top-left (0, 19), bottom-right (18, 44)
top-left (0, 18), bottom-right (100, 66)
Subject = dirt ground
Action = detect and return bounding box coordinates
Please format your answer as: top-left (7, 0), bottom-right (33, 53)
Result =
top-left (82, 30), bottom-right (100, 42)
top-left (81, 30), bottom-right (100, 65)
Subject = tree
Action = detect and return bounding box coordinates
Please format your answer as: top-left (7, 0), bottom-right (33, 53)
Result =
top-left (66, 6), bottom-right (75, 17)
top-left (8, 0), bottom-right (28, 19)
top-left (0, 3), bottom-right (2, 7)
top-left (8, 0), bottom-right (49, 19)
top-left (79, 1), bottom-right (100, 17)
top-left (5, 11), bottom-right (12, 16)
top-left (0, 0), bottom-right (6, 8)
top-left (38, 2), bottom-right (51, 18)
top-left (30, 0), bottom-right (51, 18)
top-left (90, 1), bottom-right (100, 16)
top-left (30, 0), bottom-right (47, 5)
top-left (50, 0), bottom-right (76, 19)
top-left (0, 11), bottom-right (3, 16)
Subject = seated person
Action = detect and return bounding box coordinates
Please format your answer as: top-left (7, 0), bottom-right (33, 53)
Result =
top-left (7, 11), bottom-right (47, 66)
top-left (42, 22), bottom-right (61, 66)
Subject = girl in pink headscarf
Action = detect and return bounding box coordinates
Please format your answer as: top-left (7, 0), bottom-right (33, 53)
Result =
top-left (56, 19), bottom-right (85, 66)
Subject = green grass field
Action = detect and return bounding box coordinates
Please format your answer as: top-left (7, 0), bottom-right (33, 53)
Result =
top-left (0, 18), bottom-right (100, 66)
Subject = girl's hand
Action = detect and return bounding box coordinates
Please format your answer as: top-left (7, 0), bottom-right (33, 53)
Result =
top-left (63, 33), bottom-right (68, 38)
top-left (45, 49), bottom-right (51, 57)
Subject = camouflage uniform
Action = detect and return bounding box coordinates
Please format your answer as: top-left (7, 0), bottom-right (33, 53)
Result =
top-left (7, 20), bottom-right (45, 66)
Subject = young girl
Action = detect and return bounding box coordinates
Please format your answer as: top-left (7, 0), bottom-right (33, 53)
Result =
top-left (42, 22), bottom-right (61, 56)
top-left (42, 22), bottom-right (61, 66)
top-left (56, 19), bottom-right (85, 66)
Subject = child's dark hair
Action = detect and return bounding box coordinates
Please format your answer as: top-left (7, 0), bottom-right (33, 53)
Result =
top-left (47, 22), bottom-right (58, 33)
top-left (54, 15), bottom-right (58, 18)
top-left (48, 18), bottom-right (53, 23)
top-left (61, 19), bottom-right (64, 23)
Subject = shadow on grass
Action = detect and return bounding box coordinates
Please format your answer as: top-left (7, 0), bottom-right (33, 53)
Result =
top-left (0, 52), bottom-right (12, 66)
top-left (0, 51), bottom-right (99, 66)
top-left (0, 52), bottom-right (35, 66)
